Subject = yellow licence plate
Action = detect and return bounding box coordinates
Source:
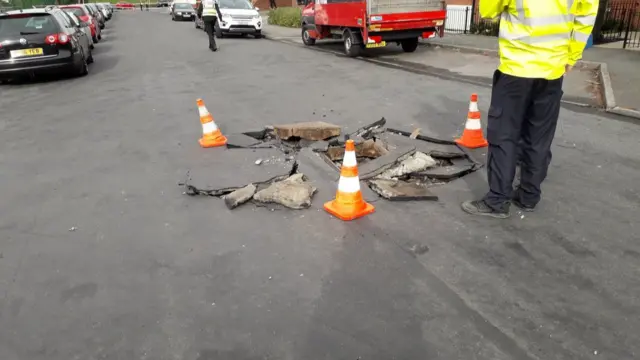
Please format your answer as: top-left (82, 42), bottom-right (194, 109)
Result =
top-left (366, 41), bottom-right (386, 49)
top-left (10, 48), bottom-right (44, 58)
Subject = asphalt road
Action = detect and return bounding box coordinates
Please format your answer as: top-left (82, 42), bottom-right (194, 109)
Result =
top-left (1, 10), bottom-right (639, 360)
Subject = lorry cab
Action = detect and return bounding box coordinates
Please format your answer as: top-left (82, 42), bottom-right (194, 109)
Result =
top-left (301, 0), bottom-right (446, 57)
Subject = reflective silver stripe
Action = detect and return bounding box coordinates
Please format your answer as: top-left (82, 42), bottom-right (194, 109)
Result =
top-left (507, 0), bottom-right (575, 26)
top-left (576, 14), bottom-right (597, 26)
top-left (500, 28), bottom-right (572, 44)
top-left (572, 30), bottom-right (590, 42)
top-left (502, 11), bottom-right (571, 26)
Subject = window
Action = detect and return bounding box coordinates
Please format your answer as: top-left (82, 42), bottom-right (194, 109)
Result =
top-left (53, 11), bottom-right (72, 28)
top-left (63, 7), bottom-right (86, 18)
top-left (0, 14), bottom-right (59, 36)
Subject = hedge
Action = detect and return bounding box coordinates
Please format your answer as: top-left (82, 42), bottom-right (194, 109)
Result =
top-left (268, 7), bottom-right (302, 28)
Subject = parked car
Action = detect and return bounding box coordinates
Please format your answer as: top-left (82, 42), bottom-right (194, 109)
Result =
top-left (61, 8), bottom-right (94, 49)
top-left (60, 5), bottom-right (100, 44)
top-left (171, 2), bottom-right (196, 21)
top-left (157, 0), bottom-right (170, 7)
top-left (0, 7), bottom-right (92, 81)
top-left (86, 4), bottom-right (105, 29)
top-left (215, 0), bottom-right (262, 38)
top-left (115, 2), bottom-right (134, 10)
top-left (96, 3), bottom-right (111, 21)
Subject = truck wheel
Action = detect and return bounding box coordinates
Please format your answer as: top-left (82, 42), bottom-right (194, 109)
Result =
top-left (401, 37), bottom-right (419, 53)
top-left (343, 29), bottom-right (362, 58)
top-left (301, 25), bottom-right (316, 46)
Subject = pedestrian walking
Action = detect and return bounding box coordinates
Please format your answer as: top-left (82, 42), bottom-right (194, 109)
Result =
top-left (139, 2), bottom-right (143, 10)
top-left (269, 0), bottom-right (276, 9)
top-left (197, 0), bottom-right (222, 51)
top-left (461, 0), bottom-right (598, 219)
top-left (145, 2), bottom-right (149, 10)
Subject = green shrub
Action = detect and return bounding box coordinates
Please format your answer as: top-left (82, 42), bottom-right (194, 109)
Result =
top-left (470, 20), bottom-right (500, 37)
top-left (268, 7), bottom-right (302, 28)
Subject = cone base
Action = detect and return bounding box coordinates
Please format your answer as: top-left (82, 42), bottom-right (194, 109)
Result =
top-left (455, 137), bottom-right (488, 149)
top-left (323, 200), bottom-right (375, 221)
top-left (199, 135), bottom-right (228, 148)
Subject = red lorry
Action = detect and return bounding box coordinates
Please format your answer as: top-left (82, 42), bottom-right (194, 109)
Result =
top-left (300, 0), bottom-right (447, 57)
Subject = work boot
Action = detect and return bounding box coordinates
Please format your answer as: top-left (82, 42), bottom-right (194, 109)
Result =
top-left (210, 47), bottom-right (217, 52)
top-left (512, 187), bottom-right (536, 212)
top-left (461, 200), bottom-right (510, 219)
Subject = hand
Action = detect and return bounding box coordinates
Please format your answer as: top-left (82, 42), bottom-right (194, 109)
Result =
top-left (565, 65), bottom-right (573, 73)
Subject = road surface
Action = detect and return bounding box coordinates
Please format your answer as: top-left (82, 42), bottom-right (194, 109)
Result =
top-left (1, 10), bottom-right (639, 360)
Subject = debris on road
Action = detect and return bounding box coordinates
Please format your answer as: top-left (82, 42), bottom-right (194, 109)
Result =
top-left (223, 184), bottom-right (257, 209)
top-left (377, 151), bottom-right (437, 179)
top-left (273, 121), bottom-right (341, 141)
top-left (351, 117), bottom-right (387, 139)
top-left (325, 138), bottom-right (389, 161)
top-left (253, 173), bottom-right (317, 209)
top-left (182, 117), bottom-right (480, 209)
top-left (369, 179), bottom-right (438, 201)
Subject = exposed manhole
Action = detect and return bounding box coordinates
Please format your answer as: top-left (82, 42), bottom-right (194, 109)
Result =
top-left (181, 118), bottom-right (480, 208)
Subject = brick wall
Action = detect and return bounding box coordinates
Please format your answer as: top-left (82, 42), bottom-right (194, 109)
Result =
top-left (446, 0), bottom-right (473, 5)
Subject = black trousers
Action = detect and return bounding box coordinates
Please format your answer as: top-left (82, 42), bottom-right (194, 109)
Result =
top-left (270, 0), bottom-right (277, 8)
top-left (483, 70), bottom-right (563, 211)
top-left (204, 17), bottom-right (218, 50)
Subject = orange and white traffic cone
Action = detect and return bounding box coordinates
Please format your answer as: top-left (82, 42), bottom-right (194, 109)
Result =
top-left (324, 139), bottom-right (375, 221)
top-left (455, 93), bottom-right (488, 149)
top-left (197, 98), bottom-right (227, 148)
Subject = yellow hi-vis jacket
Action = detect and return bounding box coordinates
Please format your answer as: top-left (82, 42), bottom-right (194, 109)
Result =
top-left (480, 0), bottom-right (599, 80)
top-left (203, 0), bottom-right (219, 17)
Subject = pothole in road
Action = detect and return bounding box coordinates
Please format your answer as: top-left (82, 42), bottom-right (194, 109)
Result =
top-left (181, 118), bottom-right (480, 209)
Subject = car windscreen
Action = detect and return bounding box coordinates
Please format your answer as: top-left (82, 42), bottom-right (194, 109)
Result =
top-left (63, 7), bottom-right (86, 17)
top-left (219, 0), bottom-right (253, 9)
top-left (0, 14), bottom-right (59, 37)
top-left (174, 3), bottom-right (192, 9)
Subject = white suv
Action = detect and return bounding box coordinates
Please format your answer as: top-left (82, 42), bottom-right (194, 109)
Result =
top-left (215, 0), bottom-right (262, 38)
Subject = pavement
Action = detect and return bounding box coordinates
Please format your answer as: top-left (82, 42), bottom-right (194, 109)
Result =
top-left (1, 10), bottom-right (640, 360)
top-left (427, 34), bottom-right (640, 119)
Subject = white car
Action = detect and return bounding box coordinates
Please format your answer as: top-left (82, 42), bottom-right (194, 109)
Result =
top-left (215, 0), bottom-right (262, 38)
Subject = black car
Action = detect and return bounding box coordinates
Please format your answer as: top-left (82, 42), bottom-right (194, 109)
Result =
top-left (171, 3), bottom-right (196, 21)
top-left (0, 7), bottom-right (92, 81)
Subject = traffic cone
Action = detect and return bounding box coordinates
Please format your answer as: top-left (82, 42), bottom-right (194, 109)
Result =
top-left (455, 93), bottom-right (488, 148)
top-left (324, 139), bottom-right (375, 221)
top-left (197, 98), bottom-right (227, 148)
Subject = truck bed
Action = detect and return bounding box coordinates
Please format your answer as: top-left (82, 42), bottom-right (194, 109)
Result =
top-left (368, 0), bottom-right (442, 15)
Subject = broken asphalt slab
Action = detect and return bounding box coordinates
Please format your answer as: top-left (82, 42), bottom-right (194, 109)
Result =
top-left (183, 148), bottom-right (294, 195)
top-left (369, 179), bottom-right (439, 201)
top-left (382, 130), bottom-right (466, 159)
top-left (223, 183), bottom-right (257, 209)
top-left (273, 121), bottom-right (341, 141)
top-left (253, 173), bottom-right (317, 209)
top-left (415, 157), bottom-right (479, 181)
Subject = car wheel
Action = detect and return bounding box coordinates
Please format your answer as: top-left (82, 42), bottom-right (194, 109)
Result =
top-left (254, 30), bottom-right (262, 39)
top-left (400, 37), bottom-right (419, 53)
top-left (214, 22), bottom-right (223, 38)
top-left (301, 25), bottom-right (315, 45)
top-left (98, 34), bottom-right (102, 40)
top-left (74, 50), bottom-right (89, 77)
top-left (87, 50), bottom-right (94, 64)
top-left (93, 36), bottom-right (99, 43)
top-left (343, 28), bottom-right (362, 58)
